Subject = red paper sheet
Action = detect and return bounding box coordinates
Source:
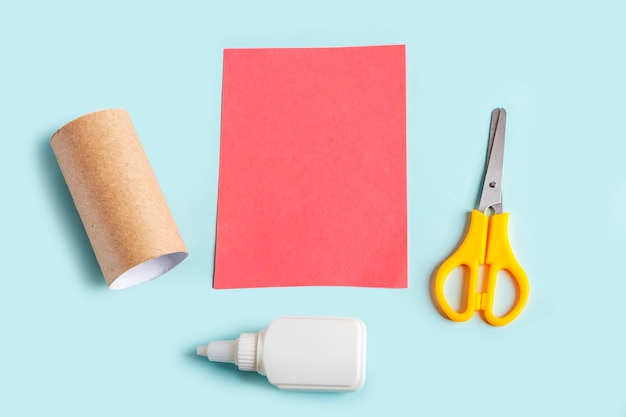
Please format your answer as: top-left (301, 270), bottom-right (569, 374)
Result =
top-left (214, 45), bottom-right (407, 288)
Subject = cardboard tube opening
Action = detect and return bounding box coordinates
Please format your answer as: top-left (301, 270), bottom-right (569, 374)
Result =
top-left (50, 109), bottom-right (188, 289)
top-left (109, 251), bottom-right (188, 290)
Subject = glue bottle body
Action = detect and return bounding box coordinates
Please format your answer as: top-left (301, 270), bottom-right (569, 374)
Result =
top-left (197, 316), bottom-right (367, 391)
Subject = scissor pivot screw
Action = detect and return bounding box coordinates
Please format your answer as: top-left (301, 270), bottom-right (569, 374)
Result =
top-left (489, 182), bottom-right (496, 188)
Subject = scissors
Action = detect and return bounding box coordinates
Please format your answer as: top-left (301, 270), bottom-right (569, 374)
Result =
top-left (433, 108), bottom-right (529, 326)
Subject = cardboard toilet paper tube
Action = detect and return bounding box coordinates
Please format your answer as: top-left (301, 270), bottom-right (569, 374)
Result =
top-left (50, 109), bottom-right (188, 289)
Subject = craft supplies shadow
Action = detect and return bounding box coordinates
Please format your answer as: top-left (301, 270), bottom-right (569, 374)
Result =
top-left (39, 133), bottom-right (103, 287)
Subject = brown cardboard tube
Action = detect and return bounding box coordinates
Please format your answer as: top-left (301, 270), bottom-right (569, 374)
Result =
top-left (50, 109), bottom-right (188, 289)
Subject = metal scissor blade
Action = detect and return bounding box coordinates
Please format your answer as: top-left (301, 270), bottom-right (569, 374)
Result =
top-left (486, 108), bottom-right (500, 166)
top-left (477, 108), bottom-right (506, 214)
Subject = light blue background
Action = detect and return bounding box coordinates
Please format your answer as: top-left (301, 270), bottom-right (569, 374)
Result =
top-left (1, 1), bottom-right (625, 415)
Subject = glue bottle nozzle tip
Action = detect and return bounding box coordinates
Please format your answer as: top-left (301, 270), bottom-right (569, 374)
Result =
top-left (196, 345), bottom-right (209, 357)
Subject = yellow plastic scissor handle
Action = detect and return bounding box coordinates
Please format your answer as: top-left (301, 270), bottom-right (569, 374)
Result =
top-left (434, 210), bottom-right (488, 323)
top-left (434, 210), bottom-right (529, 326)
top-left (482, 212), bottom-right (529, 326)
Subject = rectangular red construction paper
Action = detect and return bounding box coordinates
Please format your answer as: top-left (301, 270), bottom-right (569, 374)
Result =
top-left (214, 45), bottom-right (407, 288)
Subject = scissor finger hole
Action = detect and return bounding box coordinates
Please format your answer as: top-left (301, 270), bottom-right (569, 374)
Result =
top-left (492, 269), bottom-right (516, 318)
top-left (443, 265), bottom-right (470, 313)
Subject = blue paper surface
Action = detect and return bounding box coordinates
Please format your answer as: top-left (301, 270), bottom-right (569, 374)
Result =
top-left (1, 1), bottom-right (626, 416)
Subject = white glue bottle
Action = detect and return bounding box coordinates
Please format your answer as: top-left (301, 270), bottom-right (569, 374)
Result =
top-left (197, 316), bottom-right (366, 391)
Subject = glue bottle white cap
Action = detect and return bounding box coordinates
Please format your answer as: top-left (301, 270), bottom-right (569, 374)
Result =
top-left (196, 316), bottom-right (367, 391)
